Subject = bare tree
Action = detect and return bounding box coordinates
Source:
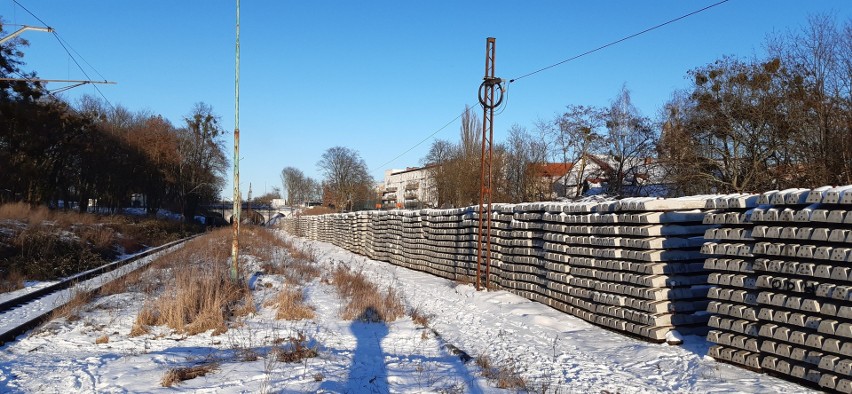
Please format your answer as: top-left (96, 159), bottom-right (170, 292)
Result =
top-left (280, 167), bottom-right (319, 207)
top-left (539, 105), bottom-right (605, 197)
top-left (503, 124), bottom-right (548, 202)
top-left (317, 146), bottom-right (373, 212)
top-left (602, 86), bottom-right (657, 196)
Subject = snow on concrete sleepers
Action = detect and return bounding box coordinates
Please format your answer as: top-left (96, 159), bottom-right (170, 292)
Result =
top-left (751, 187), bottom-right (852, 392)
top-left (701, 184), bottom-right (852, 392)
top-left (701, 194), bottom-right (763, 372)
top-left (283, 195), bottom-right (719, 344)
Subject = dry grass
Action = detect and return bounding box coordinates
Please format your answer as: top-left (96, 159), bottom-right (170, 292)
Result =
top-left (95, 335), bottom-right (109, 344)
top-left (233, 291), bottom-right (256, 317)
top-left (78, 225), bottom-right (117, 253)
top-left (475, 355), bottom-right (527, 390)
top-left (161, 363), bottom-right (219, 387)
top-left (99, 269), bottom-right (146, 296)
top-left (267, 287), bottom-right (315, 320)
top-left (135, 264), bottom-right (247, 335)
top-left (272, 332), bottom-right (318, 363)
top-left (239, 226), bottom-right (289, 262)
top-left (0, 202), bottom-right (49, 224)
top-left (132, 230), bottom-right (251, 336)
top-left (331, 266), bottom-right (403, 322)
top-left (0, 269), bottom-right (25, 292)
top-left (410, 307), bottom-right (431, 327)
top-left (50, 289), bottom-right (94, 322)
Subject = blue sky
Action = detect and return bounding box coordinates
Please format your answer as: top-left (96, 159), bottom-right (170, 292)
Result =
top-left (2, 1), bottom-right (851, 199)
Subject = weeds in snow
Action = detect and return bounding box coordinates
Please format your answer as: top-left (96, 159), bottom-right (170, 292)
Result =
top-left (330, 265), bottom-right (403, 322)
top-left (49, 288), bottom-right (94, 322)
top-left (271, 332), bottom-right (318, 363)
top-left (161, 362), bottom-right (219, 387)
top-left (476, 355), bottom-right (528, 390)
top-left (267, 287), bottom-right (315, 320)
top-left (409, 307), bottom-right (431, 327)
top-left (131, 230), bottom-right (252, 336)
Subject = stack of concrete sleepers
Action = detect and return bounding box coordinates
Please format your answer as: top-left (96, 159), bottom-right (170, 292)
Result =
top-left (385, 210), bottom-right (405, 267)
top-left (401, 210), bottom-right (428, 271)
top-left (701, 193), bottom-right (762, 370)
top-left (485, 204), bottom-right (513, 289)
top-left (353, 211), bottom-right (370, 256)
top-left (596, 197), bottom-right (713, 341)
top-left (536, 197), bottom-right (714, 341)
top-left (371, 211), bottom-right (389, 262)
top-left (422, 208), bottom-right (465, 280)
top-left (541, 200), bottom-right (601, 320)
top-left (750, 186), bottom-right (852, 391)
top-left (501, 202), bottom-right (549, 304)
top-left (457, 208), bottom-right (480, 281)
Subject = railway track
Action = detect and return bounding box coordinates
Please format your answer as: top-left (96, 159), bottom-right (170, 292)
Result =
top-left (0, 235), bottom-right (197, 346)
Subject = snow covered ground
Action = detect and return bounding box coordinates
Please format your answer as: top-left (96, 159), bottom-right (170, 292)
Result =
top-left (0, 231), bottom-right (816, 393)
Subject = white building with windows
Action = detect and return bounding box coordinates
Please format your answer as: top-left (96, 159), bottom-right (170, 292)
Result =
top-left (380, 166), bottom-right (437, 209)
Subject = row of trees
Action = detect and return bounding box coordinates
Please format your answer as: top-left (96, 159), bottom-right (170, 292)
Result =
top-left (0, 23), bottom-right (228, 220)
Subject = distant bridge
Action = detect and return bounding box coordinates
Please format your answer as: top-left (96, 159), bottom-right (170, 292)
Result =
top-left (202, 203), bottom-right (295, 225)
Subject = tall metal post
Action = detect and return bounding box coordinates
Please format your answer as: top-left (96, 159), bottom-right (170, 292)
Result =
top-left (476, 37), bottom-right (498, 291)
top-left (230, 0), bottom-right (241, 281)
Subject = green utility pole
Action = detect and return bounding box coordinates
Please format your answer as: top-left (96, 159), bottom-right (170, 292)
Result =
top-left (230, 0), bottom-right (241, 281)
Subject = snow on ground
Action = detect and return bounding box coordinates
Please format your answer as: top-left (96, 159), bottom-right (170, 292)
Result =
top-left (0, 231), bottom-right (817, 393)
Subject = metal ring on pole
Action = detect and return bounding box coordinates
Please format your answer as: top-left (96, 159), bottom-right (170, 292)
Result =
top-left (478, 78), bottom-right (504, 109)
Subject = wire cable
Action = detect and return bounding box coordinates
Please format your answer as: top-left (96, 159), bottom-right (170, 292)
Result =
top-left (11, 0), bottom-right (49, 28)
top-left (509, 0), bottom-right (730, 83)
top-left (50, 31), bottom-right (114, 109)
top-left (371, 2), bottom-right (730, 171)
top-left (12, 0), bottom-right (114, 109)
top-left (371, 108), bottom-right (468, 172)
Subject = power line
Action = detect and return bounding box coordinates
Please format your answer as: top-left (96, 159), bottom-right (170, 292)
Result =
top-left (509, 0), bottom-right (730, 83)
top-left (50, 31), bottom-right (114, 109)
top-left (53, 33), bottom-right (109, 82)
top-left (371, 1), bottom-right (730, 173)
top-left (11, 0), bottom-right (115, 109)
top-left (371, 108), bottom-right (468, 172)
top-left (11, 0), bottom-right (49, 28)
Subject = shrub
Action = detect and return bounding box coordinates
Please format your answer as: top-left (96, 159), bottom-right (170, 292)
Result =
top-left (161, 363), bottom-right (219, 387)
top-left (268, 287), bottom-right (315, 320)
top-left (331, 265), bottom-right (403, 322)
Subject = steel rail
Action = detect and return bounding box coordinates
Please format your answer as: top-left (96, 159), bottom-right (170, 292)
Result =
top-left (0, 235), bottom-right (198, 345)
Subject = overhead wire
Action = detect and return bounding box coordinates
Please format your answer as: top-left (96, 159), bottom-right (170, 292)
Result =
top-left (509, 0), bottom-right (730, 83)
top-left (11, 0), bottom-right (115, 109)
top-left (371, 108), bottom-right (468, 172)
top-left (373, 0), bottom-right (730, 171)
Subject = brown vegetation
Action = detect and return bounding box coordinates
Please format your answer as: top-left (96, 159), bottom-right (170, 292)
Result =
top-left (475, 355), bottom-right (527, 390)
top-left (132, 229), bottom-right (250, 336)
top-left (268, 287), bottom-right (315, 321)
top-left (0, 269), bottom-right (25, 292)
top-left (410, 307), bottom-right (431, 327)
top-left (0, 202), bottom-right (202, 288)
top-left (271, 332), bottom-right (318, 363)
top-left (49, 289), bottom-right (94, 322)
top-left (161, 363), bottom-right (219, 387)
top-left (331, 265), bottom-right (403, 322)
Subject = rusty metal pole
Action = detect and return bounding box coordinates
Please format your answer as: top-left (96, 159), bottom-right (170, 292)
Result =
top-left (476, 37), bottom-right (498, 291)
top-left (230, 0), bottom-right (241, 282)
